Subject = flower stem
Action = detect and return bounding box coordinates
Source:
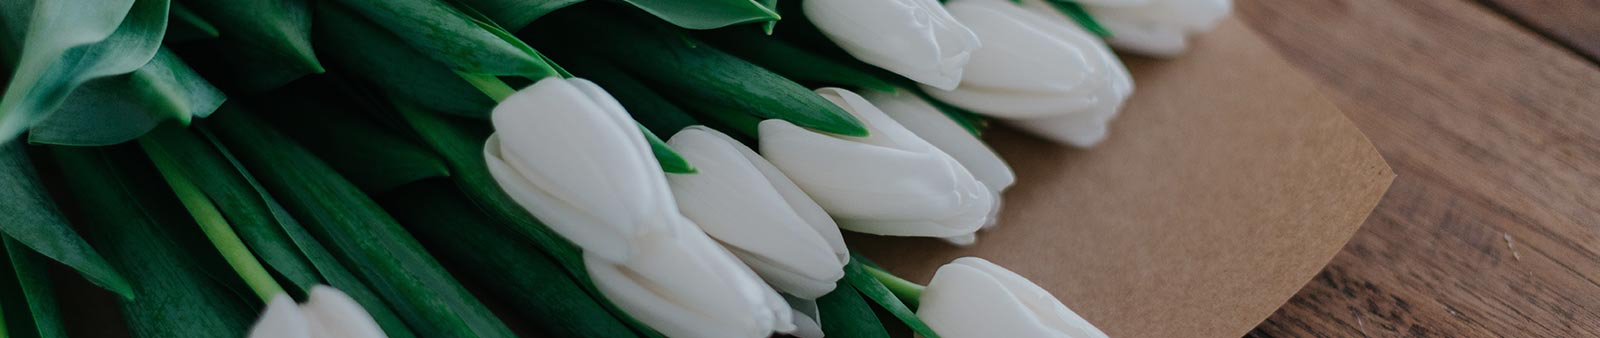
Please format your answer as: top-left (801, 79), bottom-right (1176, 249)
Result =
top-left (454, 71), bottom-right (517, 102)
top-left (864, 265), bottom-right (925, 309)
top-left (141, 137), bottom-right (285, 303)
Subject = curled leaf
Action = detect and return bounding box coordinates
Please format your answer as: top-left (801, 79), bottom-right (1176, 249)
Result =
top-left (0, 0), bottom-right (167, 141)
top-left (28, 48), bottom-right (225, 146)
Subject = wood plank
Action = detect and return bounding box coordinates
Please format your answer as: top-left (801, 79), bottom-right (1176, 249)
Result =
top-left (1233, 0), bottom-right (1600, 336)
top-left (1476, 0), bottom-right (1600, 64)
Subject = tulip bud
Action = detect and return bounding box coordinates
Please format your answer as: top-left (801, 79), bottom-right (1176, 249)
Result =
top-left (1077, 0), bottom-right (1232, 57)
top-left (666, 126), bottom-right (849, 299)
top-left (248, 287), bottom-right (388, 338)
top-left (585, 216), bottom-right (797, 338)
top-left (484, 77), bottom-right (678, 263)
top-left (803, 0), bottom-right (981, 90)
top-left (918, 257), bottom-right (1108, 338)
top-left (760, 88), bottom-right (995, 241)
top-left (861, 89), bottom-right (1015, 211)
top-left (784, 296), bottom-right (825, 338)
top-left (925, 0), bottom-right (1134, 148)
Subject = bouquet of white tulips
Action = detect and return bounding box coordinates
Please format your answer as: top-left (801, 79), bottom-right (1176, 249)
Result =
top-left (0, 0), bottom-right (1229, 337)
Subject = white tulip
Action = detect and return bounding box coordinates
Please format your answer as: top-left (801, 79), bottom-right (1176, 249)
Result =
top-left (861, 89), bottom-right (1014, 224)
top-left (760, 88), bottom-right (995, 241)
top-left (926, 0), bottom-right (1134, 148)
top-left (585, 216), bottom-right (796, 338)
top-left (666, 126), bottom-right (849, 299)
top-left (1076, 0), bottom-right (1232, 57)
top-left (483, 77), bottom-right (677, 263)
top-left (783, 294), bottom-right (826, 338)
top-left (918, 257), bottom-right (1108, 338)
top-left (248, 286), bottom-right (388, 338)
top-left (804, 0), bottom-right (981, 90)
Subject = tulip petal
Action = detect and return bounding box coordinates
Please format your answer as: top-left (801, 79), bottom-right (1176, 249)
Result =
top-left (484, 136), bottom-right (634, 262)
top-left (927, 0), bottom-right (1135, 148)
top-left (864, 89), bottom-right (1015, 195)
top-left (1087, 0), bottom-right (1231, 32)
top-left (952, 258), bottom-right (1109, 338)
top-left (667, 127), bottom-right (846, 299)
top-left (302, 286), bottom-right (389, 338)
top-left (931, 0), bottom-right (1132, 119)
top-left (784, 295), bottom-right (826, 338)
top-left (919, 257), bottom-right (1108, 338)
top-left (485, 77), bottom-right (679, 262)
top-left (248, 295), bottom-right (312, 338)
top-left (804, 0), bottom-right (980, 90)
top-left (760, 88), bottom-right (995, 239)
top-left (586, 217), bottom-right (791, 338)
top-left (1073, 0), bottom-right (1232, 56)
top-left (717, 130), bottom-right (851, 266)
top-left (1004, 100), bottom-right (1123, 148)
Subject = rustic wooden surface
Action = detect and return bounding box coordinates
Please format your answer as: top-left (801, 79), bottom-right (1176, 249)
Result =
top-left (1235, 0), bottom-right (1600, 336)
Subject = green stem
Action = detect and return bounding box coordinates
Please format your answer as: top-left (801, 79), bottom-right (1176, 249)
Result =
top-left (864, 265), bottom-right (925, 309)
top-left (140, 137), bottom-right (285, 303)
top-left (454, 71), bottom-right (517, 102)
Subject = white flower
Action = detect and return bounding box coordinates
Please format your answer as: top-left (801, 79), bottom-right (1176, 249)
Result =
top-left (665, 126), bottom-right (849, 299)
top-left (585, 216), bottom-right (796, 338)
top-left (784, 296), bottom-right (825, 338)
top-left (918, 257), bottom-right (1108, 338)
top-left (485, 78), bottom-right (798, 337)
top-left (248, 286), bottom-right (388, 338)
top-left (483, 77), bottom-right (677, 263)
top-left (1074, 0), bottom-right (1232, 57)
top-left (926, 0), bottom-right (1134, 148)
top-left (760, 88), bottom-right (995, 242)
top-left (861, 89), bottom-right (1014, 223)
top-left (804, 0), bottom-right (981, 90)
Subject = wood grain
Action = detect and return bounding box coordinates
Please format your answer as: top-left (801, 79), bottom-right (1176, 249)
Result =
top-left (1235, 0), bottom-right (1600, 336)
top-left (1476, 0), bottom-right (1600, 64)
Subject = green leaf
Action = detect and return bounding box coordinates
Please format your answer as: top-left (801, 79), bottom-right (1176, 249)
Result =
top-left (699, 28), bottom-right (897, 92)
top-left (1046, 1), bottom-right (1112, 38)
top-left (381, 180), bottom-right (641, 338)
top-left (0, 0), bottom-right (167, 141)
top-left (196, 125), bottom-right (418, 338)
top-left (844, 256), bottom-right (939, 338)
top-left (391, 100), bottom-right (665, 338)
top-left (141, 128), bottom-right (288, 302)
top-left (136, 125), bottom-right (321, 297)
top-left (326, 0), bottom-right (554, 78)
top-left (164, 1), bottom-right (218, 43)
top-left (0, 241), bottom-right (41, 338)
top-left (0, 142), bottom-right (131, 298)
top-left (28, 48), bottom-right (226, 146)
top-left (259, 80), bottom-right (451, 193)
top-left (5, 239), bottom-right (69, 338)
top-left (540, 7), bottom-right (867, 136)
top-left (622, 0), bottom-right (779, 30)
top-left (44, 145), bottom-right (255, 337)
top-left (817, 280), bottom-right (892, 338)
top-left (313, 1), bottom-right (497, 117)
top-left (174, 0), bottom-right (323, 93)
top-left (207, 106), bottom-right (515, 338)
top-left (639, 123), bottom-right (695, 173)
top-left (550, 53), bottom-right (699, 137)
top-left (458, 0), bottom-right (584, 32)
top-left (758, 0), bottom-right (779, 33)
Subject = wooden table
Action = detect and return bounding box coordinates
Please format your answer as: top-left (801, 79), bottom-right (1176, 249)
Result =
top-left (1235, 0), bottom-right (1600, 336)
